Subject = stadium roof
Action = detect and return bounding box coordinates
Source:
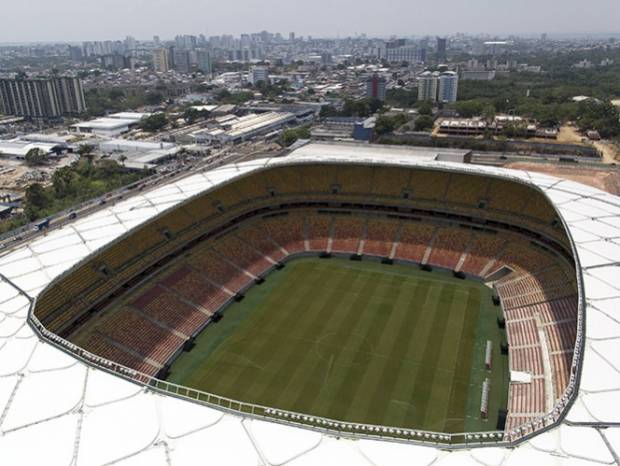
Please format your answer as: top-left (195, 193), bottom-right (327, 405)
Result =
top-left (1, 142), bottom-right (619, 464)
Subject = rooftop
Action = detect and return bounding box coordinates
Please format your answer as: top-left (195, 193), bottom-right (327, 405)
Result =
top-left (0, 142), bottom-right (618, 464)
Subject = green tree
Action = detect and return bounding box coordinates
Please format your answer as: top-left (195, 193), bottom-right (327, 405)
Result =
top-left (24, 148), bottom-right (47, 166)
top-left (455, 100), bottom-right (485, 118)
top-left (375, 115), bottom-right (397, 135)
top-left (145, 91), bottom-right (164, 106)
top-left (342, 99), bottom-right (371, 117)
top-left (139, 113), bottom-right (168, 132)
top-left (416, 101), bottom-right (433, 116)
top-left (108, 89), bottom-right (125, 101)
top-left (52, 166), bottom-right (76, 198)
top-left (576, 101), bottom-right (620, 138)
top-left (374, 114), bottom-right (410, 136)
top-left (414, 115), bottom-right (434, 131)
top-left (279, 126), bottom-right (311, 147)
top-left (368, 98), bottom-right (384, 114)
top-left (482, 105), bottom-right (496, 123)
top-left (78, 144), bottom-right (96, 165)
top-left (385, 88), bottom-right (417, 108)
top-left (319, 105), bottom-right (339, 118)
top-left (24, 183), bottom-right (50, 220)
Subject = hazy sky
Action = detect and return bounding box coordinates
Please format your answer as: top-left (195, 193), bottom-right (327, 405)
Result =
top-left (2, 0), bottom-right (619, 43)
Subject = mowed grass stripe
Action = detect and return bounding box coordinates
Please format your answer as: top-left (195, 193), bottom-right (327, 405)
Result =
top-left (167, 257), bottom-right (508, 431)
top-left (322, 272), bottom-right (407, 421)
top-left (288, 271), bottom-right (386, 416)
top-left (366, 281), bottom-right (436, 426)
top-left (343, 278), bottom-right (422, 423)
top-left (372, 281), bottom-right (451, 426)
top-left (444, 287), bottom-right (482, 433)
top-left (281, 267), bottom-right (406, 412)
top-left (208, 262), bottom-right (352, 394)
top-left (189, 261), bottom-right (331, 395)
top-left (250, 266), bottom-right (368, 406)
top-left (268, 270), bottom-right (373, 409)
top-left (395, 285), bottom-right (457, 428)
top-left (167, 264), bottom-right (309, 385)
top-left (421, 288), bottom-right (470, 431)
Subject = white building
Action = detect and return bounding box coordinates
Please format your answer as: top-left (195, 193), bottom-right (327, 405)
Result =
top-left (417, 71), bottom-right (439, 102)
top-left (438, 71), bottom-right (459, 103)
top-left (417, 71), bottom-right (458, 103)
top-left (461, 70), bottom-right (496, 81)
top-left (0, 140), bottom-right (61, 159)
top-left (70, 119), bottom-right (136, 137)
top-left (152, 48), bottom-right (170, 73)
top-left (194, 112), bottom-right (295, 144)
top-left (70, 113), bottom-right (150, 137)
top-left (251, 67), bottom-right (269, 85)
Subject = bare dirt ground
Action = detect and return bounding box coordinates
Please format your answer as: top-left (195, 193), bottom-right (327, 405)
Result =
top-left (505, 162), bottom-right (620, 196)
top-left (593, 140), bottom-right (620, 164)
top-left (555, 124), bottom-right (619, 164)
top-left (556, 125), bottom-right (585, 145)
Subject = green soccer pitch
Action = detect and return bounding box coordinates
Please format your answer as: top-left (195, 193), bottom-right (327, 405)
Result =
top-left (167, 256), bottom-right (509, 433)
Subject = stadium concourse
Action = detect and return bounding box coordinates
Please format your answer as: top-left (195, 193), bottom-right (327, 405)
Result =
top-left (0, 142), bottom-right (619, 465)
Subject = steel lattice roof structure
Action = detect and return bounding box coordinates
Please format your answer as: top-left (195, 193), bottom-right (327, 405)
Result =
top-left (1, 142), bottom-right (619, 465)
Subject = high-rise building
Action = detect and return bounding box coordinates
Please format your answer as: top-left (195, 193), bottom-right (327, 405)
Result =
top-left (101, 53), bottom-right (128, 70)
top-left (251, 67), bottom-right (269, 85)
top-left (289, 32), bottom-right (295, 41)
top-left (69, 46), bottom-right (83, 62)
top-left (438, 71), bottom-right (458, 102)
top-left (173, 49), bottom-right (191, 73)
top-left (152, 48), bottom-right (170, 72)
top-left (0, 76), bottom-right (86, 119)
top-left (175, 35), bottom-right (197, 50)
top-left (417, 71), bottom-right (439, 102)
top-left (321, 53), bottom-right (333, 65)
top-left (153, 35), bottom-right (161, 46)
top-left (384, 40), bottom-right (417, 64)
top-left (366, 75), bottom-right (387, 101)
top-left (436, 37), bottom-right (447, 62)
top-left (125, 36), bottom-right (137, 51)
top-left (196, 50), bottom-right (212, 75)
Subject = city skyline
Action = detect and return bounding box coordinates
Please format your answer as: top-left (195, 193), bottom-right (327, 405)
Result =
top-left (2, 0), bottom-right (619, 43)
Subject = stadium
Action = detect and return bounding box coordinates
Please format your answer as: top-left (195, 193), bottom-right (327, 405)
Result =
top-left (0, 142), bottom-right (618, 465)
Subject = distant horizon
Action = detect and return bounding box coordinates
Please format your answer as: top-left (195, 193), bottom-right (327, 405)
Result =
top-left (1, 0), bottom-right (619, 43)
top-left (1, 31), bottom-right (620, 47)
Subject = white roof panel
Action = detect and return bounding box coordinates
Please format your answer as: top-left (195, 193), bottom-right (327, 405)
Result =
top-left (0, 142), bottom-right (618, 464)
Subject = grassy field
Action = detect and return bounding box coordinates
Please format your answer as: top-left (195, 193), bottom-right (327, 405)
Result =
top-left (168, 257), bottom-right (508, 433)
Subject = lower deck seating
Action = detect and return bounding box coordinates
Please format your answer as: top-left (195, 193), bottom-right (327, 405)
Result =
top-left (394, 222), bottom-right (435, 263)
top-left (132, 285), bottom-right (210, 337)
top-left (331, 217), bottom-right (364, 253)
top-left (85, 307), bottom-right (185, 365)
top-left (363, 219), bottom-right (399, 257)
top-left (427, 226), bottom-right (470, 270)
top-left (214, 235), bottom-right (273, 277)
top-left (498, 265), bottom-right (579, 432)
top-left (236, 225), bottom-right (286, 262)
top-left (261, 214), bottom-right (306, 253)
top-left (459, 231), bottom-right (505, 276)
top-left (81, 335), bottom-right (160, 377)
top-left (187, 247), bottom-right (252, 291)
top-left (160, 266), bottom-right (229, 312)
top-left (307, 216), bottom-right (331, 251)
